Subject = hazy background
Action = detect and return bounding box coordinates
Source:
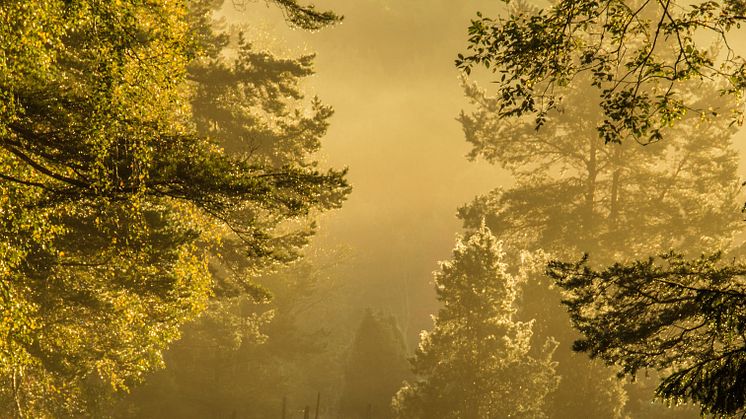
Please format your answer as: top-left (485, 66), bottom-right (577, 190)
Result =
top-left (219, 0), bottom-right (511, 343)
top-left (220, 0), bottom-right (746, 348)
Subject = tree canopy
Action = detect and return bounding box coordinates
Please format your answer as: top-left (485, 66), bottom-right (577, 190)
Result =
top-left (393, 225), bottom-right (559, 419)
top-left (457, 0), bottom-right (746, 144)
top-left (457, 0), bottom-right (746, 415)
top-left (548, 252), bottom-right (746, 416)
top-left (0, 0), bottom-right (348, 416)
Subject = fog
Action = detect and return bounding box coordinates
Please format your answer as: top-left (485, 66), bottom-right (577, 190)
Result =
top-left (219, 0), bottom-right (510, 342)
top-left (4, 0), bottom-right (746, 418)
top-left (204, 2), bottom-right (746, 417)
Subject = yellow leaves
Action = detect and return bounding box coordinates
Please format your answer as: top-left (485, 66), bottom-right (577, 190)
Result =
top-left (0, 0), bottom-right (349, 415)
top-left (172, 241), bottom-right (212, 314)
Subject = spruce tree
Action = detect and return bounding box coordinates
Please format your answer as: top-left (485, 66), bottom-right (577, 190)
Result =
top-left (393, 225), bottom-right (559, 419)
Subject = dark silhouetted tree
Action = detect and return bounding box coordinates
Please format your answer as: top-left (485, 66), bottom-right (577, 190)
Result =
top-left (548, 252), bottom-right (746, 417)
top-left (339, 309), bottom-right (411, 419)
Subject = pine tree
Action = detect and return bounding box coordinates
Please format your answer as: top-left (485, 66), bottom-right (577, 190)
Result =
top-left (393, 225), bottom-right (559, 419)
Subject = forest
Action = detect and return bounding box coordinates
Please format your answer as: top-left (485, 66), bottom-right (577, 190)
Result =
top-left (2, 0), bottom-right (746, 418)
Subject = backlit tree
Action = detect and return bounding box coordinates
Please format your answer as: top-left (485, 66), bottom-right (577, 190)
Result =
top-left (393, 225), bottom-right (559, 419)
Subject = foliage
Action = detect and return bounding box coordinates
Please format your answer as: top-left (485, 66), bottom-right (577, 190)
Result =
top-left (456, 0), bottom-right (746, 144)
top-left (456, 1), bottom-right (746, 415)
top-left (393, 225), bottom-right (559, 419)
top-left (232, 0), bottom-right (342, 30)
top-left (457, 66), bottom-right (741, 416)
top-left (119, 252), bottom-right (345, 418)
top-left (0, 0), bottom-right (348, 416)
top-left (548, 252), bottom-right (746, 416)
top-left (339, 309), bottom-right (411, 419)
top-left (110, 0), bottom-right (348, 414)
top-left (458, 78), bottom-right (742, 260)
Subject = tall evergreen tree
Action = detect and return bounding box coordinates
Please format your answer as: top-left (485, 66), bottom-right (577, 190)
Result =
top-left (339, 309), bottom-right (410, 419)
top-left (393, 225), bottom-right (559, 419)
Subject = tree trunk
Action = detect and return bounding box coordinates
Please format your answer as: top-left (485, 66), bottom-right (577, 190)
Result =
top-left (12, 367), bottom-right (25, 419)
top-left (610, 146), bottom-right (622, 225)
top-left (585, 136), bottom-right (598, 235)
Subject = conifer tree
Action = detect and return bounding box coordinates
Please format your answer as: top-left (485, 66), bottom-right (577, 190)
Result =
top-left (393, 225), bottom-right (559, 419)
top-left (339, 309), bottom-right (410, 419)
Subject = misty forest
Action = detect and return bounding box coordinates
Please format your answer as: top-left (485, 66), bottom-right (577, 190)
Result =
top-left (4, 0), bottom-right (746, 418)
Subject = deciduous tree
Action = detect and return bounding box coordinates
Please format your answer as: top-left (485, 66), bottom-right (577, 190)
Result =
top-left (0, 0), bottom-right (347, 416)
top-left (456, 0), bottom-right (746, 144)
